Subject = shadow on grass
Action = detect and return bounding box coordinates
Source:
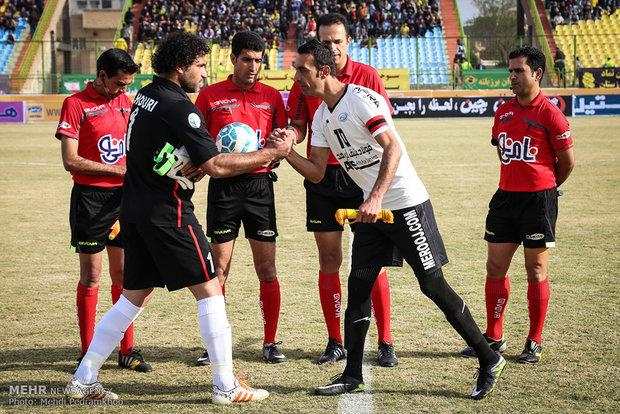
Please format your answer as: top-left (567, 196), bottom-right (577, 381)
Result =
top-left (0, 345), bottom-right (214, 373)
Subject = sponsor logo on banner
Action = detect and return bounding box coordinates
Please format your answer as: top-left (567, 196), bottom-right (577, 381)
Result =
top-left (391, 96), bottom-right (573, 118)
top-left (0, 101), bottom-right (26, 123)
top-left (573, 94), bottom-right (620, 116)
top-left (27, 105), bottom-right (44, 120)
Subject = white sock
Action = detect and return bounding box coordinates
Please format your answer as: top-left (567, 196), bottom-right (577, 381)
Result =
top-left (75, 295), bottom-right (143, 384)
top-left (197, 295), bottom-right (235, 390)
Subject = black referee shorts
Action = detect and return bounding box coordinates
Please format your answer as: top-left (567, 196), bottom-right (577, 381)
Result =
top-left (122, 218), bottom-right (216, 292)
top-left (206, 173), bottom-right (278, 243)
top-left (352, 200), bottom-right (449, 279)
top-left (69, 184), bottom-right (123, 254)
top-left (305, 165), bottom-right (364, 232)
top-left (484, 188), bottom-right (559, 248)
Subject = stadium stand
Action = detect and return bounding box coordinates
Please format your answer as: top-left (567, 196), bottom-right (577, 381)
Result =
top-left (131, 0), bottom-right (448, 84)
top-left (550, 6), bottom-right (619, 75)
top-left (0, 18), bottom-right (29, 74)
top-left (350, 27), bottom-right (449, 85)
top-left (546, 0), bottom-right (617, 27)
top-left (1, 0), bottom-right (41, 75)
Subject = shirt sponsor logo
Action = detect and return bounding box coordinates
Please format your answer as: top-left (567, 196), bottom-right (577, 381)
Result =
top-left (213, 229), bottom-right (232, 235)
top-left (336, 144), bottom-right (373, 160)
top-left (188, 112), bottom-right (201, 128)
top-left (353, 86), bottom-right (380, 108)
top-left (309, 219), bottom-right (322, 224)
top-left (257, 230), bottom-right (275, 237)
top-left (525, 233), bottom-right (544, 240)
top-left (97, 134), bottom-right (126, 164)
top-left (342, 156), bottom-right (380, 172)
top-left (84, 104), bottom-right (107, 118)
top-left (403, 209), bottom-right (436, 271)
top-left (213, 98), bottom-right (237, 106)
top-left (497, 132), bottom-right (538, 164)
top-left (58, 121), bottom-right (72, 130)
top-left (250, 102), bottom-right (272, 111)
top-left (499, 111), bottom-right (514, 123)
top-left (134, 93), bottom-right (159, 112)
top-left (211, 103), bottom-right (240, 113)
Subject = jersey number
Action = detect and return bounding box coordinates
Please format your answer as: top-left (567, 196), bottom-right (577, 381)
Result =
top-left (206, 251), bottom-right (215, 275)
top-left (334, 128), bottom-right (351, 149)
top-left (126, 107), bottom-right (139, 152)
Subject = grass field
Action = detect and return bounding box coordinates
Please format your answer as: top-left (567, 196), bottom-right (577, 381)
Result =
top-left (0, 117), bottom-right (618, 413)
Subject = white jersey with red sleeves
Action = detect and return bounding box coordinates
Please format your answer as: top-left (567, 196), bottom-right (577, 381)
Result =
top-left (55, 82), bottom-right (132, 188)
top-left (310, 84), bottom-right (429, 210)
top-left (492, 92), bottom-right (573, 192)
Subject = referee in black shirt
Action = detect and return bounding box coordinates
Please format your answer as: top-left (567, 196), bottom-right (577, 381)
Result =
top-left (66, 32), bottom-right (293, 405)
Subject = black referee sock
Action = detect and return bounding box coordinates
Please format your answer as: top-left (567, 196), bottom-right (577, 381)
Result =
top-left (343, 266), bottom-right (381, 381)
top-left (418, 269), bottom-right (498, 367)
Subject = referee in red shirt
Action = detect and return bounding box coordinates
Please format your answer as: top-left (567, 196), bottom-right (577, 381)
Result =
top-left (287, 13), bottom-right (397, 367)
top-left (194, 31), bottom-right (289, 364)
top-left (56, 49), bottom-right (151, 372)
top-left (461, 46), bottom-right (575, 363)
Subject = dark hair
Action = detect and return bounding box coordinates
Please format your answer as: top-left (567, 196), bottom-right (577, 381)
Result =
top-left (508, 46), bottom-right (546, 76)
top-left (96, 48), bottom-right (139, 77)
top-left (231, 31), bottom-right (265, 56)
top-left (317, 13), bottom-right (350, 36)
top-left (152, 32), bottom-right (210, 75)
top-left (297, 38), bottom-right (337, 76)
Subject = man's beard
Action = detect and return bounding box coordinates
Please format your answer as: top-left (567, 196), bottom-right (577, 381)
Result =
top-left (179, 76), bottom-right (200, 93)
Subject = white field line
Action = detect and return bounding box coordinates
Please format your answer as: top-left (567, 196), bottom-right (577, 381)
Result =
top-left (339, 226), bottom-right (374, 414)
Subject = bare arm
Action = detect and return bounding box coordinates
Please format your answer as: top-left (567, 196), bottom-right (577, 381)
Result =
top-left (60, 136), bottom-right (125, 176)
top-left (199, 134), bottom-right (293, 178)
top-left (555, 147), bottom-right (575, 186)
top-left (285, 145), bottom-right (330, 183)
top-left (289, 119), bottom-right (307, 144)
top-left (357, 130), bottom-right (401, 222)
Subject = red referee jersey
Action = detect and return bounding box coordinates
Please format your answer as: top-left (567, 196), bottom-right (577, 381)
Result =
top-left (195, 75), bottom-right (287, 174)
top-left (492, 92), bottom-right (573, 192)
top-left (55, 82), bottom-right (132, 188)
top-left (287, 56), bottom-right (392, 165)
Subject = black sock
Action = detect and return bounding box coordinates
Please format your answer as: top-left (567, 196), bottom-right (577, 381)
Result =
top-left (343, 266), bottom-right (381, 381)
top-left (418, 269), bottom-right (499, 367)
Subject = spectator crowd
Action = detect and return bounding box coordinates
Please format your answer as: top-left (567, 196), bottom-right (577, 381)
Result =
top-left (291, 0), bottom-right (441, 45)
top-left (136, 0), bottom-right (443, 46)
top-left (138, 0), bottom-right (286, 46)
top-left (546, 0), bottom-right (618, 28)
top-left (0, 0), bottom-right (42, 36)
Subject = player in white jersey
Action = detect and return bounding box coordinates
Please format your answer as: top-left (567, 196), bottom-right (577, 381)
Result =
top-left (277, 39), bottom-right (507, 400)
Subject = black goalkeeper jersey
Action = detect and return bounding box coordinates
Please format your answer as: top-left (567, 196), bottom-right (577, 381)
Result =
top-left (121, 76), bottom-right (219, 226)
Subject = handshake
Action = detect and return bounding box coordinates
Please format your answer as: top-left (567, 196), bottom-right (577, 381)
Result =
top-left (264, 127), bottom-right (298, 164)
